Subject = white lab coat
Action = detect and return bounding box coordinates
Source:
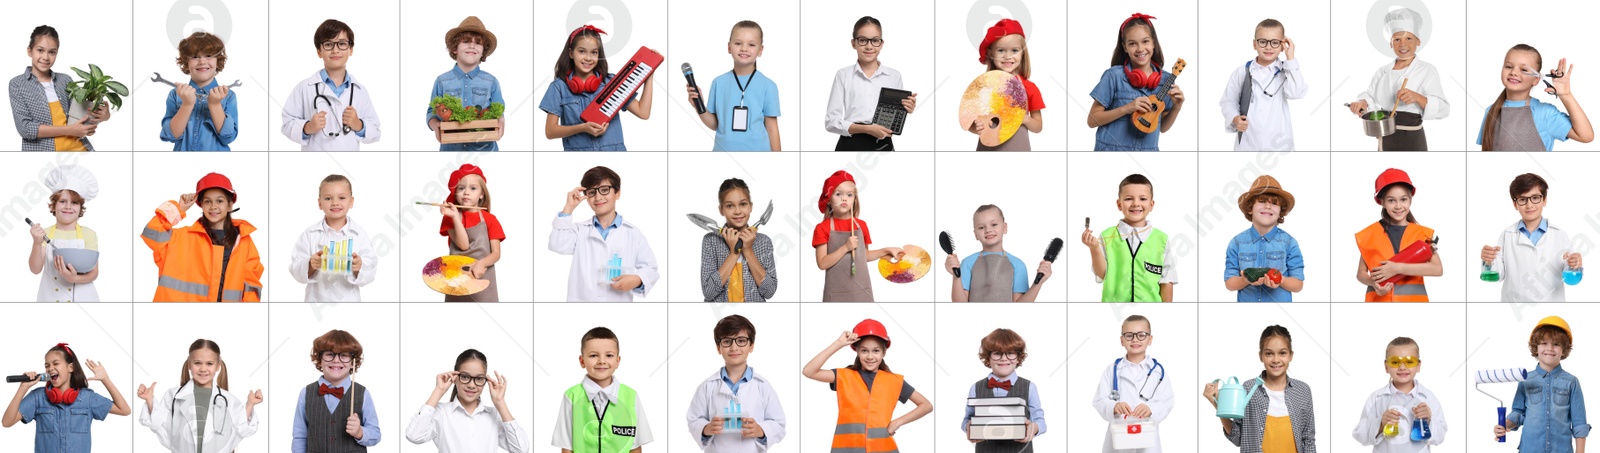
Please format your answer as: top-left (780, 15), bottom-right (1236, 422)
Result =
top-left (139, 382), bottom-right (259, 453)
top-left (1351, 380), bottom-right (1448, 452)
top-left (288, 217), bottom-right (379, 302)
top-left (1219, 59), bottom-right (1310, 151)
top-left (547, 213), bottom-right (661, 301)
top-left (1091, 356), bottom-right (1174, 453)
top-left (1488, 219), bottom-right (1574, 302)
top-left (280, 71), bottom-right (381, 150)
top-left (685, 369), bottom-right (787, 452)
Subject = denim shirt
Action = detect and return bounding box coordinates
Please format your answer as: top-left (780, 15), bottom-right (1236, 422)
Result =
top-left (1224, 225), bottom-right (1306, 302)
top-left (160, 78), bottom-right (238, 151)
top-left (426, 65), bottom-right (504, 151)
top-left (537, 76), bottom-right (630, 151)
top-left (17, 387), bottom-right (113, 453)
top-left (1511, 364), bottom-right (1591, 453)
top-left (1090, 66), bottom-right (1164, 151)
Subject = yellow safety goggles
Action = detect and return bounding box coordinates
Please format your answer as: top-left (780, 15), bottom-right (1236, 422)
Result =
top-left (1385, 356), bottom-right (1422, 368)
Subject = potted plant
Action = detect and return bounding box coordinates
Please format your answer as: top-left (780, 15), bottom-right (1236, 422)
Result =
top-left (65, 64), bottom-right (128, 124)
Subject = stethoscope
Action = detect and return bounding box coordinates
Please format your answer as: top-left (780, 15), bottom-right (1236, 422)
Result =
top-left (312, 82), bottom-right (357, 137)
top-left (170, 380), bottom-right (229, 435)
top-left (1245, 60), bottom-right (1286, 98)
top-left (1109, 357), bottom-right (1165, 402)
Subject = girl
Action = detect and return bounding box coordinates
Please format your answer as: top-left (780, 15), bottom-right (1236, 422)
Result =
top-left (135, 339), bottom-right (263, 453)
top-left (3, 343), bottom-right (132, 452)
top-left (29, 164), bottom-right (100, 302)
top-left (142, 172), bottom-right (264, 302)
top-left (10, 25), bottom-right (110, 151)
top-left (967, 18), bottom-right (1042, 151)
top-left (1354, 168), bottom-right (1442, 302)
top-left (160, 31), bottom-right (237, 151)
top-left (1478, 44), bottom-right (1594, 151)
top-left (1202, 325), bottom-right (1315, 453)
top-left (539, 25), bottom-right (656, 151)
top-left (1346, 8), bottom-right (1449, 151)
top-left (825, 16), bottom-right (917, 151)
top-left (700, 178), bottom-right (777, 302)
top-left (802, 320), bottom-right (932, 452)
top-left (439, 164), bottom-right (503, 301)
top-left (404, 349), bottom-right (530, 452)
top-left (1087, 13), bottom-right (1185, 151)
top-left (812, 170), bottom-right (902, 302)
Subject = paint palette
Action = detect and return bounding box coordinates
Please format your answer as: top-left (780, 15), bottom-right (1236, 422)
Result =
top-left (422, 255), bottom-right (489, 296)
top-left (958, 70), bottom-right (1029, 147)
top-left (878, 245), bottom-right (932, 284)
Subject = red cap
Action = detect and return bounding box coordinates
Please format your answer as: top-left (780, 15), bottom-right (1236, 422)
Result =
top-left (195, 173), bottom-right (236, 202)
top-left (852, 319), bottom-right (891, 349)
top-left (1373, 168), bottom-right (1415, 204)
top-left (978, 19), bottom-right (1026, 64)
top-left (819, 170), bottom-right (856, 214)
top-left (446, 164), bottom-right (487, 206)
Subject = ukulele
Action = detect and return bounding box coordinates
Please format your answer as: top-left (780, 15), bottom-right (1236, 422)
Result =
top-left (1131, 58), bottom-right (1187, 134)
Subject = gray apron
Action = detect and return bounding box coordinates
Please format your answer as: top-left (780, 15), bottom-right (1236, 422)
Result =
top-left (978, 128), bottom-right (1031, 151)
top-left (974, 376), bottom-right (1033, 453)
top-left (822, 221), bottom-right (874, 302)
top-left (445, 219), bottom-right (498, 302)
top-left (1492, 103), bottom-right (1547, 151)
top-left (970, 253), bottom-right (1016, 302)
top-left (1379, 112), bottom-right (1428, 151)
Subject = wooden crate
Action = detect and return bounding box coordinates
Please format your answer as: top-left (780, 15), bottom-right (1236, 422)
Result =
top-left (439, 119), bottom-right (501, 144)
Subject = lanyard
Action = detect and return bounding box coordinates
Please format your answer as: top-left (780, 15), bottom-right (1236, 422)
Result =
top-left (733, 67), bottom-right (757, 107)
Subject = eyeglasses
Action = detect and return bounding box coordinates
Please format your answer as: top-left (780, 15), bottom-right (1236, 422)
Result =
top-left (319, 351), bottom-right (355, 363)
top-left (988, 351), bottom-right (1019, 360)
top-left (456, 373), bottom-right (488, 386)
top-left (718, 336), bottom-right (751, 348)
top-left (320, 40), bottom-right (351, 51)
top-left (854, 37), bottom-right (884, 48)
top-left (1255, 39), bottom-right (1284, 49)
top-left (1515, 195), bottom-right (1545, 206)
top-left (1122, 331), bottom-right (1151, 341)
top-left (1385, 356), bottom-right (1422, 368)
top-left (583, 185), bottom-right (615, 197)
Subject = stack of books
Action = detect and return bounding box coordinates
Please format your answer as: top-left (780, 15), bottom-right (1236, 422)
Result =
top-left (966, 396), bottom-right (1028, 440)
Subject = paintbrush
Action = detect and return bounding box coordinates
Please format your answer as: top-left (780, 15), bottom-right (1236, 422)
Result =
top-left (415, 201), bottom-right (488, 210)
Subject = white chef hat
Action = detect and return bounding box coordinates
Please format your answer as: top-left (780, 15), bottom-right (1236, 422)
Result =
top-left (1383, 7), bottom-right (1425, 44)
top-left (43, 164), bottom-right (99, 202)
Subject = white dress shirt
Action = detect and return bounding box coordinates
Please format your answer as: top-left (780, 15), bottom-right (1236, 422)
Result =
top-left (1220, 58), bottom-right (1309, 151)
top-left (1355, 60), bottom-right (1451, 120)
top-left (288, 217), bottom-right (378, 302)
top-left (548, 214), bottom-right (661, 301)
top-left (405, 399), bottom-right (529, 453)
top-left (551, 376), bottom-right (653, 450)
top-left (1091, 355), bottom-right (1174, 453)
top-left (823, 62), bottom-right (904, 136)
top-left (1489, 219), bottom-right (1574, 302)
top-left (1352, 380), bottom-right (1448, 452)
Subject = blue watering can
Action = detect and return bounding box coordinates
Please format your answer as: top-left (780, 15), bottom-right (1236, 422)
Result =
top-left (1213, 376), bottom-right (1262, 419)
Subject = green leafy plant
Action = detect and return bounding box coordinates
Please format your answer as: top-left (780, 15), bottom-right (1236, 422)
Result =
top-left (66, 64), bottom-right (129, 112)
top-left (431, 94), bottom-right (504, 123)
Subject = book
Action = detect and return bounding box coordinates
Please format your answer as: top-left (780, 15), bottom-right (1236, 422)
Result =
top-left (971, 405), bottom-right (1028, 417)
top-left (968, 423), bottom-right (1027, 440)
top-left (967, 396), bottom-right (1027, 406)
top-left (969, 416), bottom-right (1029, 425)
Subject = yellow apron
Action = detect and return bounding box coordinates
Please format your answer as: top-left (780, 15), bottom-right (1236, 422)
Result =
top-left (47, 100), bottom-right (87, 152)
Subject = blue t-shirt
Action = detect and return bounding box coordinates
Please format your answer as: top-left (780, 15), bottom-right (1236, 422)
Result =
top-left (1090, 67), bottom-right (1165, 151)
top-left (1476, 97), bottom-right (1573, 151)
top-left (538, 74), bottom-right (635, 151)
top-left (959, 251), bottom-right (1028, 294)
top-left (708, 70), bottom-right (780, 151)
top-left (18, 387), bottom-right (113, 453)
top-left (1224, 226), bottom-right (1305, 302)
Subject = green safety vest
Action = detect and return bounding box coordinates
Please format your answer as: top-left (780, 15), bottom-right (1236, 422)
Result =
top-left (567, 384), bottom-right (639, 453)
top-left (1102, 226), bottom-right (1167, 302)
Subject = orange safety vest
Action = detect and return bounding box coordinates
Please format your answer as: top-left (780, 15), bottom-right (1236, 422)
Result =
top-left (832, 368), bottom-right (902, 453)
top-left (1355, 222), bottom-right (1435, 302)
top-left (141, 201), bottom-right (263, 302)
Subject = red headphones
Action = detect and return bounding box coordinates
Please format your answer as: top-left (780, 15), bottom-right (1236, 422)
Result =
top-left (565, 25), bottom-right (608, 95)
top-left (44, 343), bottom-right (79, 405)
top-left (1124, 65), bottom-right (1163, 89)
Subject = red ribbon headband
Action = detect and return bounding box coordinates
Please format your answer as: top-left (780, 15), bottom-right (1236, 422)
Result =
top-left (1121, 13), bottom-right (1157, 32)
top-left (567, 25), bottom-right (609, 46)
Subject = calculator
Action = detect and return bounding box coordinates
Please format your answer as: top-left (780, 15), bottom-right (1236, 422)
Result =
top-left (872, 87), bottom-right (913, 135)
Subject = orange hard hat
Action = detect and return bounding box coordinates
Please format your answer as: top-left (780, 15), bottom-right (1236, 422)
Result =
top-left (852, 319), bottom-right (890, 349)
top-left (195, 172), bottom-right (237, 202)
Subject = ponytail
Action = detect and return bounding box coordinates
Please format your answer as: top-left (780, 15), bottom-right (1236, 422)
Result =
top-left (1485, 44), bottom-right (1545, 151)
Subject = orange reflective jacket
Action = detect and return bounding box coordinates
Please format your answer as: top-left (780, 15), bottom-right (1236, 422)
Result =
top-left (1355, 222), bottom-right (1435, 302)
top-left (142, 201), bottom-right (263, 302)
top-left (832, 368), bottom-right (902, 453)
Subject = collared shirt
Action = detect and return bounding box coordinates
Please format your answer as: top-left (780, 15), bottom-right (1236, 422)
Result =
top-left (1224, 225), bottom-right (1306, 302)
top-left (551, 376), bottom-right (654, 450)
top-left (288, 217), bottom-right (379, 302)
top-left (688, 368), bottom-right (786, 452)
top-left (548, 212), bottom-right (660, 301)
top-left (1355, 59), bottom-right (1451, 120)
top-left (823, 62), bottom-right (904, 137)
top-left (10, 67), bottom-right (95, 151)
top-left (1523, 218), bottom-right (1551, 245)
top-left (1220, 58), bottom-right (1309, 151)
top-left (1353, 379), bottom-right (1449, 452)
top-left (721, 366), bottom-right (754, 395)
top-left (280, 70), bottom-right (380, 150)
top-left (708, 69), bottom-right (781, 151)
top-left (160, 78), bottom-right (238, 151)
top-left (1222, 373), bottom-right (1316, 453)
top-left (292, 376), bottom-right (381, 452)
top-left (700, 231), bottom-right (779, 302)
top-left (1477, 98), bottom-right (1574, 151)
top-left (404, 399), bottom-right (530, 453)
top-left (17, 387), bottom-right (112, 453)
top-left (962, 372), bottom-right (1048, 436)
top-left (1491, 219), bottom-right (1576, 302)
top-left (1096, 220), bottom-right (1179, 284)
top-left (426, 65), bottom-right (504, 151)
top-left (1091, 66), bottom-right (1166, 151)
top-left (1509, 364), bottom-right (1591, 453)
top-left (537, 75), bottom-right (632, 151)
top-left (1091, 355), bottom-right (1174, 453)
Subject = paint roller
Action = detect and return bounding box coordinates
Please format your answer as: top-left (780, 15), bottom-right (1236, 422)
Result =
top-left (1476, 367), bottom-right (1528, 442)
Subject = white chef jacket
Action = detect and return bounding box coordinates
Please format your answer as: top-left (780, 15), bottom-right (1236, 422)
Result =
top-left (1355, 60), bottom-right (1451, 120)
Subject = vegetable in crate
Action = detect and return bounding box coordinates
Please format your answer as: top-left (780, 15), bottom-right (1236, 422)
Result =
top-left (1243, 267), bottom-right (1283, 284)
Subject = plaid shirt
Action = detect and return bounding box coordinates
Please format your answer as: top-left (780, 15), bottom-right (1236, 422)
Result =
top-left (1224, 373), bottom-right (1317, 453)
top-left (10, 67), bottom-right (94, 151)
top-left (699, 231), bottom-right (777, 301)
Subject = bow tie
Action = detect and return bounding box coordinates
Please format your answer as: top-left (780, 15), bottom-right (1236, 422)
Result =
top-left (319, 383), bottom-right (345, 399)
top-left (986, 377), bottom-right (1012, 391)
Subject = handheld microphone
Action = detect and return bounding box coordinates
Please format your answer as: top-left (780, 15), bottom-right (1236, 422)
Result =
top-left (683, 63), bottom-right (707, 114)
top-left (7, 373), bottom-right (44, 383)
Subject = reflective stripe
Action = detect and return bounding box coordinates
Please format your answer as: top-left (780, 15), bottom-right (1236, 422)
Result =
top-left (830, 449), bottom-right (867, 453)
top-left (867, 428), bottom-right (891, 439)
top-left (1367, 284), bottom-right (1428, 296)
top-left (141, 227), bottom-right (171, 243)
top-left (835, 424), bottom-right (867, 435)
top-left (221, 290), bottom-right (243, 302)
top-left (158, 275), bottom-right (209, 297)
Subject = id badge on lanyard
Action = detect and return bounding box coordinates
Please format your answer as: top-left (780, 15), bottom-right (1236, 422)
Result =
top-left (731, 69), bottom-right (755, 132)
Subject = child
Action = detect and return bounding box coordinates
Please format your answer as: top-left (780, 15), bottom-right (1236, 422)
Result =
top-left (1346, 8), bottom-right (1449, 151)
top-left (540, 25), bottom-right (656, 151)
top-left (1223, 175), bottom-right (1306, 302)
top-left (812, 170), bottom-right (903, 302)
top-left (548, 166), bottom-right (660, 302)
top-left (1353, 337), bottom-right (1448, 450)
top-left (2, 343), bottom-right (131, 452)
top-left (801, 319), bottom-right (932, 452)
top-left (1219, 19), bottom-right (1308, 151)
top-left (404, 349), bottom-right (531, 451)
top-left (439, 164), bottom-right (503, 302)
top-left (700, 178), bottom-right (777, 302)
top-left (685, 20), bottom-right (782, 151)
top-left (1091, 315), bottom-right (1173, 452)
top-left (1354, 168), bottom-right (1442, 302)
top-left (281, 19), bottom-right (382, 150)
top-left (1494, 316), bottom-right (1589, 452)
top-left (292, 329), bottom-right (381, 452)
top-left (1082, 174), bottom-right (1177, 302)
top-left (142, 172), bottom-right (264, 302)
top-left (290, 174), bottom-right (379, 302)
top-left (29, 164), bottom-right (101, 302)
top-left (943, 204), bottom-right (1051, 302)
top-left (9, 25), bottom-right (110, 151)
top-left (968, 19), bottom-right (1043, 151)
top-left (552, 327), bottom-right (654, 453)
top-left (1481, 173), bottom-right (1583, 302)
top-left (824, 16), bottom-right (917, 151)
top-left (161, 31), bottom-right (237, 151)
top-left (135, 339), bottom-right (263, 452)
top-left (963, 328), bottom-right (1047, 451)
top-left (1477, 45), bottom-right (1594, 151)
top-left (1087, 13), bottom-right (1184, 151)
top-left (1202, 325), bottom-right (1316, 453)
top-left (426, 17), bottom-right (505, 151)
top-left (686, 315), bottom-right (788, 451)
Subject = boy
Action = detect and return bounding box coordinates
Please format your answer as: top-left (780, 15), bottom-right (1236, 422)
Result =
top-left (289, 175), bottom-right (378, 302)
top-left (1353, 337), bottom-right (1447, 451)
top-left (686, 20), bottom-right (782, 151)
top-left (1346, 7), bottom-right (1450, 150)
top-left (281, 19), bottom-right (381, 150)
top-left (1495, 316), bottom-right (1588, 453)
top-left (944, 205), bottom-right (1051, 302)
top-left (1082, 174), bottom-right (1177, 302)
top-left (554, 327), bottom-right (654, 453)
top-left (161, 31), bottom-right (238, 151)
top-left (1091, 315), bottom-right (1172, 452)
top-left (1220, 19), bottom-right (1308, 151)
top-left (293, 329), bottom-right (380, 452)
top-left (686, 315), bottom-right (787, 452)
top-left (1481, 173), bottom-right (1584, 302)
top-left (1223, 175), bottom-right (1306, 302)
top-left (548, 166), bottom-right (661, 301)
top-left (426, 16), bottom-right (505, 151)
top-left (962, 328), bottom-right (1047, 451)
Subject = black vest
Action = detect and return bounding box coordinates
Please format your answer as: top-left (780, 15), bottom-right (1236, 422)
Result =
top-left (974, 377), bottom-right (1032, 453)
top-left (302, 381), bottom-right (367, 453)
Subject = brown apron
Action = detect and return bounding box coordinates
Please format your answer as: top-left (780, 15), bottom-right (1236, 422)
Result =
top-left (1492, 103), bottom-right (1548, 151)
top-left (822, 221), bottom-right (874, 302)
top-left (1379, 112), bottom-right (1428, 151)
top-left (978, 128), bottom-right (1031, 151)
top-left (445, 219), bottom-right (498, 302)
top-left (970, 253), bottom-right (1016, 302)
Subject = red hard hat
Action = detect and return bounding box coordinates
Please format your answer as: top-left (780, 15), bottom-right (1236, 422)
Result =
top-left (1372, 168), bottom-right (1414, 205)
top-left (852, 319), bottom-right (891, 349)
top-left (196, 172), bottom-right (237, 202)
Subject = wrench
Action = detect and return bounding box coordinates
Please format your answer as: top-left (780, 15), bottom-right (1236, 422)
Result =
top-left (152, 73), bottom-right (243, 102)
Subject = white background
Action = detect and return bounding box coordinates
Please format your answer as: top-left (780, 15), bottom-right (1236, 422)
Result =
top-left (130, 152), bottom-right (271, 301)
top-left (934, 304), bottom-right (1067, 450)
top-left (1465, 153), bottom-right (1600, 301)
top-left (531, 303), bottom-right (669, 450)
top-left (800, 4), bottom-right (936, 151)
top-left (132, 0), bottom-right (271, 151)
top-left (266, 152), bottom-right (402, 302)
top-left (664, 0), bottom-right (800, 151)
top-left (797, 152), bottom-right (936, 302)
top-left (663, 153), bottom-right (802, 302)
top-left (1065, 152), bottom-right (1200, 301)
top-left (0, 304), bottom-right (133, 450)
top-left (1329, 303), bottom-right (1466, 453)
top-left (935, 0), bottom-right (1066, 151)
top-left (1196, 303), bottom-right (1331, 453)
top-left (932, 153), bottom-right (1067, 301)
top-left (267, 2), bottom-right (403, 151)
top-left (1330, 153), bottom-right (1467, 302)
top-left (0, 153), bottom-right (135, 301)
top-left (266, 303), bottom-right (401, 453)
top-left (663, 303), bottom-right (802, 452)
top-left (532, 0), bottom-right (669, 151)
top-left (1331, 0), bottom-right (1468, 151)
top-left (797, 303), bottom-right (935, 451)
top-left (396, 152), bottom-right (534, 301)
top-left (1196, 152), bottom-right (1333, 302)
top-left (131, 304), bottom-right (270, 452)
top-left (397, 303), bottom-right (535, 452)
top-left (397, 1), bottom-right (534, 151)
top-left (1065, 303), bottom-right (1199, 452)
top-left (1464, 0), bottom-right (1600, 151)
top-left (1066, 0), bottom-right (1199, 151)
top-left (531, 152), bottom-right (668, 301)
top-left (1196, 2), bottom-right (1333, 151)
top-left (1467, 303), bottom-right (1591, 451)
top-left (2, 4), bottom-right (135, 149)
